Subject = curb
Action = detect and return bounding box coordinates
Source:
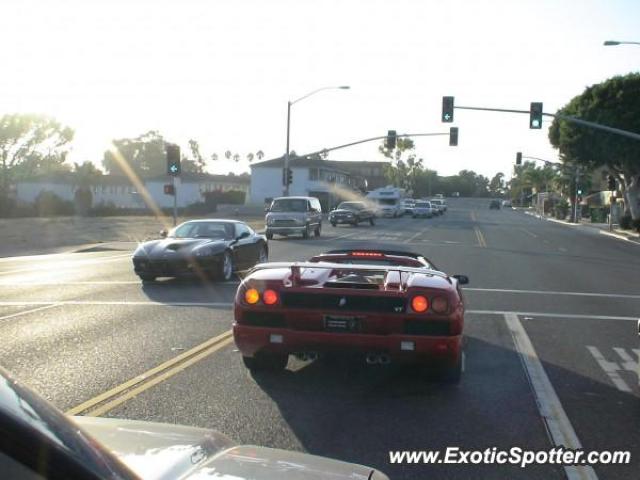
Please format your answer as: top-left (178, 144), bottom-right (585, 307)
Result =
top-left (522, 210), bottom-right (640, 244)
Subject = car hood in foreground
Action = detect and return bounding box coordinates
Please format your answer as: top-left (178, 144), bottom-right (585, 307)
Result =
top-left (75, 416), bottom-right (388, 480)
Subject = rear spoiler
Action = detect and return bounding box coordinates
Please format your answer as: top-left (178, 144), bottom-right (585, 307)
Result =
top-left (250, 261), bottom-right (449, 280)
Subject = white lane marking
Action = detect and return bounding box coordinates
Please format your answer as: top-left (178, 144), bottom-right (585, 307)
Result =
top-left (0, 304), bottom-right (61, 322)
top-left (0, 280), bottom-right (241, 286)
top-left (505, 313), bottom-right (598, 480)
top-left (465, 288), bottom-right (640, 300)
top-left (0, 254), bottom-right (132, 276)
top-left (0, 301), bottom-right (233, 307)
top-left (327, 232), bottom-right (360, 241)
top-left (403, 227), bottom-right (429, 244)
top-left (521, 228), bottom-right (538, 238)
top-left (586, 346), bottom-right (632, 393)
top-left (469, 310), bottom-right (638, 321)
top-left (613, 347), bottom-right (640, 374)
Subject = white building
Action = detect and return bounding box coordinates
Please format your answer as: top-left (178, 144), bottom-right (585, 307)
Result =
top-left (249, 156), bottom-right (388, 211)
top-left (15, 173), bottom-right (250, 209)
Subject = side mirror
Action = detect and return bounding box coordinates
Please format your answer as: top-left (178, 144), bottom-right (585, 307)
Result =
top-left (237, 231), bottom-right (250, 240)
top-left (452, 274), bottom-right (469, 285)
top-left (264, 207), bottom-right (270, 213)
top-left (159, 229), bottom-right (168, 238)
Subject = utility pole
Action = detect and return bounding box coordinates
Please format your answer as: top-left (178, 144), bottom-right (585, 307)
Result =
top-left (573, 166), bottom-right (580, 223)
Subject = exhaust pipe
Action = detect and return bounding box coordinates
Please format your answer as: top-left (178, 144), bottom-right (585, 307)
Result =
top-left (294, 352), bottom-right (319, 362)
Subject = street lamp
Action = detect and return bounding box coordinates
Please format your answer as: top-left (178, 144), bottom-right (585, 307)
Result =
top-left (284, 85), bottom-right (350, 195)
top-left (603, 40), bottom-right (640, 46)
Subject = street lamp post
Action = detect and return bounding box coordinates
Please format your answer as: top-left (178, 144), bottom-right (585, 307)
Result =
top-left (284, 85), bottom-right (350, 196)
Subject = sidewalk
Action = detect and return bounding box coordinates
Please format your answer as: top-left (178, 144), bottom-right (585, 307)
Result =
top-left (522, 209), bottom-right (640, 244)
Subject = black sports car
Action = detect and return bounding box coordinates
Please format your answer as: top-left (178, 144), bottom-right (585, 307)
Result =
top-left (132, 220), bottom-right (268, 282)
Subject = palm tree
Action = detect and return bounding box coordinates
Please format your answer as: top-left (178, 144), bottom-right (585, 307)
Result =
top-left (233, 153), bottom-right (240, 163)
top-left (224, 150), bottom-right (232, 160)
top-left (256, 150), bottom-right (264, 160)
top-left (211, 153), bottom-right (218, 162)
top-left (247, 153), bottom-right (254, 163)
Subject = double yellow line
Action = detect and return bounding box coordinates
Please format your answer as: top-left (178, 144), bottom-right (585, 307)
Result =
top-left (66, 330), bottom-right (233, 417)
top-left (474, 226), bottom-right (487, 248)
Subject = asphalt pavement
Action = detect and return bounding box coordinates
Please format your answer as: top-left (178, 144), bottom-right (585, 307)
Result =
top-left (0, 198), bottom-right (638, 479)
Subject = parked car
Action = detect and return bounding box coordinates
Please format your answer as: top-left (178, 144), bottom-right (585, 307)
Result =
top-left (0, 365), bottom-right (390, 480)
top-left (401, 198), bottom-right (416, 215)
top-left (413, 200), bottom-right (434, 218)
top-left (490, 200), bottom-right (501, 210)
top-left (132, 220), bottom-right (267, 282)
top-left (265, 196), bottom-right (322, 239)
top-left (329, 201), bottom-right (376, 227)
top-left (430, 198), bottom-right (447, 214)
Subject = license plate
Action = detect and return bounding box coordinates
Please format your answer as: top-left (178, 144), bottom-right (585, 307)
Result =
top-left (323, 315), bottom-right (360, 332)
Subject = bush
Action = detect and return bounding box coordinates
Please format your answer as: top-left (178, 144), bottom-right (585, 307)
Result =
top-left (632, 218), bottom-right (640, 233)
top-left (620, 214), bottom-right (632, 230)
top-left (553, 200), bottom-right (569, 220)
top-left (35, 191), bottom-right (74, 216)
top-left (0, 196), bottom-right (16, 217)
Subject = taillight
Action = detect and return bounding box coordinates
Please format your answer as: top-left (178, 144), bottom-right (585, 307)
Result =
top-left (411, 295), bottom-right (429, 313)
top-left (431, 296), bottom-right (448, 314)
top-left (263, 289), bottom-right (279, 305)
top-left (245, 288), bottom-right (260, 304)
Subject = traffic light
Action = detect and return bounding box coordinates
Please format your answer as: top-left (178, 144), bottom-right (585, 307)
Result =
top-left (449, 127), bottom-right (458, 146)
top-left (529, 102), bottom-right (543, 129)
top-left (385, 130), bottom-right (397, 150)
top-left (442, 96), bottom-right (454, 123)
top-left (166, 144), bottom-right (181, 176)
top-left (607, 175), bottom-right (616, 191)
top-left (163, 184), bottom-right (175, 195)
top-left (282, 167), bottom-right (293, 186)
top-left (516, 152), bottom-right (522, 165)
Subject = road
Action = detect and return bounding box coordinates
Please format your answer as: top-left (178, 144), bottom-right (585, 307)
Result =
top-left (0, 198), bottom-right (638, 479)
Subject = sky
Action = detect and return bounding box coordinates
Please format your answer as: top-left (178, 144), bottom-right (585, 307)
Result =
top-left (0, 0), bottom-right (638, 180)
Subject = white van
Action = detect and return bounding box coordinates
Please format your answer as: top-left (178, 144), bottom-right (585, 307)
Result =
top-left (366, 186), bottom-right (405, 218)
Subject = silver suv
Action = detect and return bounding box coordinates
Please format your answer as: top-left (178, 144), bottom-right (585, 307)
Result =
top-left (265, 196), bottom-right (322, 239)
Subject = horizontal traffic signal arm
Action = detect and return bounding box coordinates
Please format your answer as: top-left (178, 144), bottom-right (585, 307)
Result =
top-left (451, 104), bottom-right (640, 141)
top-left (302, 131), bottom-right (452, 158)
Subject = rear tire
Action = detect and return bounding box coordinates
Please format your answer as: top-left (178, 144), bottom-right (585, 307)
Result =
top-left (302, 225), bottom-right (310, 239)
top-left (242, 353), bottom-right (288, 372)
top-left (331, 222), bottom-right (337, 227)
top-left (315, 224), bottom-right (321, 237)
top-left (266, 232), bottom-right (273, 240)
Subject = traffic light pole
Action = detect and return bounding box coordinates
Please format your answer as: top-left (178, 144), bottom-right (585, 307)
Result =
top-left (284, 101), bottom-right (291, 196)
top-left (172, 176), bottom-right (178, 226)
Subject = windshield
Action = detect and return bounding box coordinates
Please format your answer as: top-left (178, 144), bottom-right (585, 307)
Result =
top-left (270, 199), bottom-right (308, 212)
top-left (337, 202), bottom-right (364, 211)
top-left (3, 3), bottom-right (639, 480)
top-left (170, 222), bottom-right (233, 240)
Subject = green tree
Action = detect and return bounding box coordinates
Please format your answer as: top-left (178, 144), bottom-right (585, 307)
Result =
top-left (489, 172), bottom-right (505, 195)
top-left (103, 130), bottom-right (167, 178)
top-left (188, 139), bottom-right (206, 173)
top-left (379, 138), bottom-right (416, 189)
top-left (548, 73), bottom-right (640, 219)
top-left (0, 114), bottom-right (74, 193)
